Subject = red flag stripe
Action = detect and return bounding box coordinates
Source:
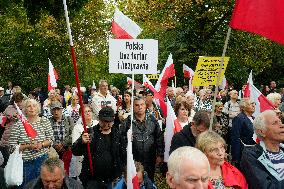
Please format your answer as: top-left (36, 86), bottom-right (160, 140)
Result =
top-left (112, 21), bottom-right (133, 39)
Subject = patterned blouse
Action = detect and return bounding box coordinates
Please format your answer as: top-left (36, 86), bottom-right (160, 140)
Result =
top-left (9, 117), bottom-right (54, 161)
top-left (210, 177), bottom-right (234, 189)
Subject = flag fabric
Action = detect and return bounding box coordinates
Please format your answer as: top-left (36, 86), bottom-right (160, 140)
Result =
top-left (164, 99), bottom-right (182, 162)
top-left (48, 59), bottom-right (58, 91)
top-left (92, 80), bottom-right (96, 90)
top-left (230, 0), bottom-right (284, 45)
top-left (183, 64), bottom-right (194, 79)
top-left (127, 130), bottom-right (140, 189)
top-left (14, 103), bottom-right (37, 139)
top-left (243, 70), bottom-right (253, 98)
top-left (219, 76), bottom-right (228, 90)
top-left (155, 54), bottom-right (175, 98)
top-left (143, 75), bottom-right (167, 117)
top-left (249, 83), bottom-right (275, 116)
top-left (112, 8), bottom-right (142, 39)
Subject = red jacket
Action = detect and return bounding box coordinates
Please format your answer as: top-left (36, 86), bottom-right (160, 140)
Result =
top-left (208, 161), bottom-right (248, 189)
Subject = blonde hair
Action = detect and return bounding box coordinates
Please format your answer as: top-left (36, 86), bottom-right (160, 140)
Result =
top-left (22, 99), bottom-right (41, 116)
top-left (266, 93), bottom-right (281, 105)
top-left (196, 131), bottom-right (226, 153)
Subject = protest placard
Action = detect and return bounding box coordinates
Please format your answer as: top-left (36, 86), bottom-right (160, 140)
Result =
top-left (192, 57), bottom-right (229, 86)
top-left (109, 39), bottom-right (158, 74)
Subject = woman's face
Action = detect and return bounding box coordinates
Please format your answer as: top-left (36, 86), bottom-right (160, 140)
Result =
top-left (215, 105), bottom-right (223, 113)
top-left (178, 105), bottom-right (189, 118)
top-left (72, 96), bottom-right (79, 105)
top-left (84, 107), bottom-right (93, 121)
top-left (274, 97), bottom-right (281, 107)
top-left (124, 94), bottom-right (131, 103)
top-left (25, 102), bottom-right (38, 117)
top-left (205, 142), bottom-right (226, 167)
top-left (49, 91), bottom-right (56, 99)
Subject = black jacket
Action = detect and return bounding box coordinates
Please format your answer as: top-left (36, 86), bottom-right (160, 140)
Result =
top-left (169, 124), bottom-right (196, 154)
top-left (240, 144), bottom-right (284, 189)
top-left (72, 124), bottom-right (126, 186)
top-left (122, 114), bottom-right (164, 165)
top-left (24, 176), bottom-right (83, 189)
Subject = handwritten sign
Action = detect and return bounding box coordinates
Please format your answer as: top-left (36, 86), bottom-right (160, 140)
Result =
top-left (109, 39), bottom-right (158, 74)
top-left (192, 57), bottom-right (229, 86)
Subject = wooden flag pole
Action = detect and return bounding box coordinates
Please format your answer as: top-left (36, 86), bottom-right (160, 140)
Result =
top-left (209, 27), bottom-right (232, 131)
top-left (63, 0), bottom-right (94, 176)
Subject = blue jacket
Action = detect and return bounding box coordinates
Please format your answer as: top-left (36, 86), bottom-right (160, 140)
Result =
top-left (240, 142), bottom-right (284, 189)
top-left (231, 112), bottom-right (255, 165)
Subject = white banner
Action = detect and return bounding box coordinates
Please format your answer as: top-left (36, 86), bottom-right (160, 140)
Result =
top-left (109, 39), bottom-right (158, 74)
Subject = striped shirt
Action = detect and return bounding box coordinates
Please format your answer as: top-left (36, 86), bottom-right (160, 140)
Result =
top-left (266, 149), bottom-right (284, 179)
top-left (9, 117), bottom-right (54, 161)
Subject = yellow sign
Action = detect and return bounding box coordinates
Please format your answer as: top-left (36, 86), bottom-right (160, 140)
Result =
top-left (148, 74), bottom-right (160, 80)
top-left (192, 57), bottom-right (229, 86)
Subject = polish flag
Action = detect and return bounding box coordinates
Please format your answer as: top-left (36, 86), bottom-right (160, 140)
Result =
top-left (164, 99), bottom-right (182, 162)
top-left (219, 76), bottom-right (228, 90)
top-left (243, 70), bottom-right (253, 98)
top-left (183, 64), bottom-right (194, 79)
top-left (127, 130), bottom-right (140, 189)
top-left (48, 59), bottom-right (58, 91)
top-left (230, 0), bottom-right (284, 45)
top-left (249, 83), bottom-right (275, 117)
top-left (143, 74), bottom-right (167, 117)
top-left (155, 54), bottom-right (175, 98)
top-left (14, 102), bottom-right (37, 139)
top-left (112, 8), bottom-right (142, 39)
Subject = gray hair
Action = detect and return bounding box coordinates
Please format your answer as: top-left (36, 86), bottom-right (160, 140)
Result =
top-left (41, 158), bottom-right (64, 176)
top-left (22, 99), bottom-right (41, 116)
top-left (167, 146), bottom-right (210, 183)
top-left (266, 93), bottom-right (281, 105)
top-left (99, 79), bottom-right (108, 86)
top-left (253, 110), bottom-right (276, 140)
top-left (239, 98), bottom-right (252, 111)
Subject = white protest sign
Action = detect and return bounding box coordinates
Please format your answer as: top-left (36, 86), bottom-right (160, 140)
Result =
top-left (109, 39), bottom-right (158, 74)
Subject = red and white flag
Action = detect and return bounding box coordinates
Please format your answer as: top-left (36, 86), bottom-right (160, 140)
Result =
top-left (183, 64), bottom-right (194, 79)
top-left (0, 114), bottom-right (7, 127)
top-left (112, 8), bottom-right (142, 39)
top-left (219, 76), bottom-right (228, 90)
top-left (48, 59), bottom-right (58, 91)
top-left (155, 54), bottom-right (175, 98)
top-left (14, 102), bottom-right (37, 139)
top-left (127, 130), bottom-right (139, 189)
top-left (243, 70), bottom-right (253, 98)
top-left (164, 99), bottom-right (182, 162)
top-left (143, 74), bottom-right (167, 117)
top-left (230, 0), bottom-right (284, 45)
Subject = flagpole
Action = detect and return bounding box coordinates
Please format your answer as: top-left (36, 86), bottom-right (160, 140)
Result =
top-left (63, 0), bottom-right (94, 176)
top-left (209, 27), bottom-right (232, 131)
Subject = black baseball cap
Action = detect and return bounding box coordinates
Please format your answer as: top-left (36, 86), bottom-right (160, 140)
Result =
top-left (99, 107), bottom-right (115, 122)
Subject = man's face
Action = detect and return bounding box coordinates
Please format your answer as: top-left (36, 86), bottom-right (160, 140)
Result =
top-left (52, 108), bottom-right (63, 120)
top-left (270, 81), bottom-right (276, 89)
top-left (0, 90), bottom-right (4, 96)
top-left (191, 123), bottom-right (208, 137)
top-left (134, 99), bottom-right (146, 116)
top-left (41, 167), bottom-right (64, 189)
top-left (99, 81), bottom-right (108, 94)
top-left (167, 159), bottom-right (209, 189)
top-left (168, 88), bottom-right (175, 97)
top-left (262, 114), bottom-right (284, 143)
top-left (99, 120), bottom-right (113, 131)
top-left (144, 93), bottom-right (153, 106)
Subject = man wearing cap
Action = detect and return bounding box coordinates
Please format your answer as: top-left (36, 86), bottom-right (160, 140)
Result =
top-left (49, 101), bottom-right (74, 174)
top-left (144, 89), bottom-right (163, 121)
top-left (72, 107), bottom-right (126, 188)
top-left (0, 87), bottom-right (10, 113)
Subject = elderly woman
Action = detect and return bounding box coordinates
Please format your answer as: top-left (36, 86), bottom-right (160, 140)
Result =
top-left (43, 89), bottom-right (59, 118)
top-left (174, 100), bottom-right (191, 128)
top-left (63, 94), bottom-right (80, 124)
top-left (213, 101), bottom-right (229, 139)
top-left (196, 131), bottom-right (248, 189)
top-left (184, 91), bottom-right (196, 122)
top-left (9, 99), bottom-right (54, 188)
top-left (195, 89), bottom-right (212, 112)
top-left (267, 93), bottom-right (281, 109)
top-left (70, 105), bottom-right (98, 179)
top-left (231, 98), bottom-right (256, 168)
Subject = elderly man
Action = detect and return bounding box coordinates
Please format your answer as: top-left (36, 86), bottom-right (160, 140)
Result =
top-left (167, 146), bottom-right (210, 189)
top-left (231, 98), bottom-right (256, 168)
top-left (240, 110), bottom-right (284, 188)
top-left (91, 80), bottom-right (117, 120)
top-left (24, 158), bottom-right (83, 189)
top-left (170, 110), bottom-right (210, 154)
top-left (122, 96), bottom-right (164, 182)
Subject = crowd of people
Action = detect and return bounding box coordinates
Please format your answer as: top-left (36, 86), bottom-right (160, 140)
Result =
top-left (0, 79), bottom-right (283, 189)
